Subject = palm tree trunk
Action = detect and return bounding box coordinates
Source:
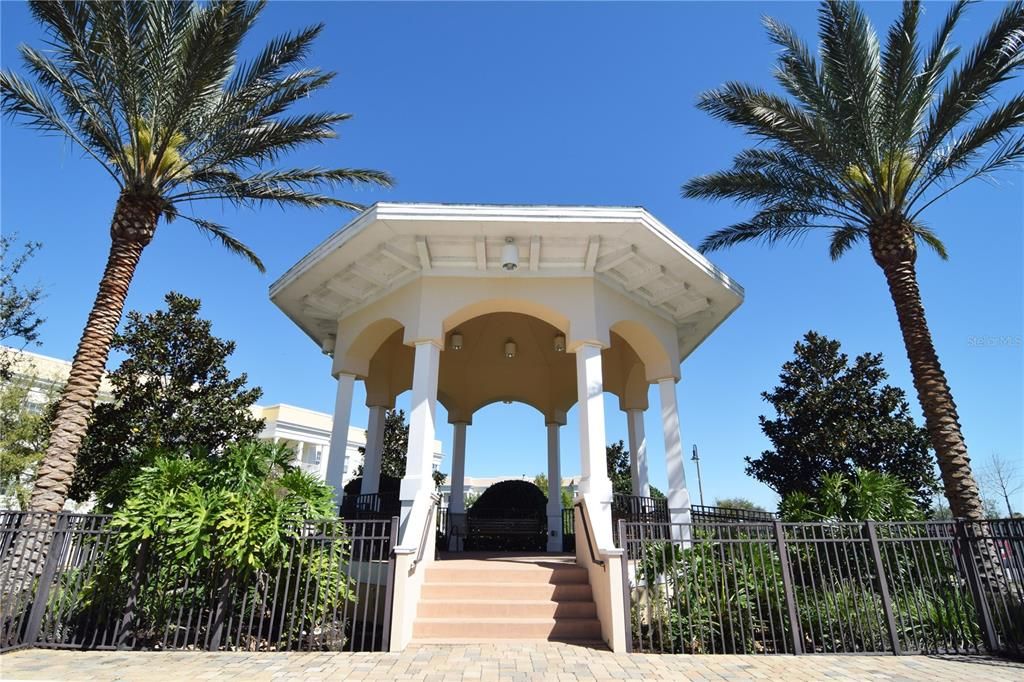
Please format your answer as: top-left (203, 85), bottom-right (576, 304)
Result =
top-left (1, 195), bottom-right (160, 623)
top-left (871, 225), bottom-right (1016, 621)
top-left (871, 227), bottom-right (984, 520)
top-left (31, 194), bottom-right (161, 513)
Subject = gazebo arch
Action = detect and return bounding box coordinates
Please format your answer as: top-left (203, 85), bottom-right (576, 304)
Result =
top-left (270, 202), bottom-right (743, 649)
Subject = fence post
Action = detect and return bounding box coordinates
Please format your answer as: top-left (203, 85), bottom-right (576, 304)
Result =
top-left (207, 566), bottom-right (234, 651)
top-left (380, 516), bottom-right (400, 652)
top-left (865, 521), bottom-right (901, 655)
top-left (617, 519), bottom-right (633, 654)
top-left (117, 539), bottom-right (149, 649)
top-left (772, 519), bottom-right (802, 655)
top-left (956, 519), bottom-right (999, 652)
top-left (23, 513), bottom-right (69, 646)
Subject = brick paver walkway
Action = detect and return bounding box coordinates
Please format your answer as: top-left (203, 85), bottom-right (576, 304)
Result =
top-left (2, 643), bottom-right (1022, 681)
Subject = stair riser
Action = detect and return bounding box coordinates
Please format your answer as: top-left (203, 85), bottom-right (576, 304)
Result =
top-left (420, 583), bottom-right (593, 601)
top-left (418, 601), bottom-right (597, 619)
top-left (424, 568), bottom-right (588, 584)
top-left (413, 620), bottom-right (602, 640)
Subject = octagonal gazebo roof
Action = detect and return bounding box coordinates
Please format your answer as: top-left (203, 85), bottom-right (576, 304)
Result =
top-left (270, 203), bottom-right (743, 363)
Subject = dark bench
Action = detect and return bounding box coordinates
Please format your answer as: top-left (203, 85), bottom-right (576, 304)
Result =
top-left (466, 515), bottom-right (545, 551)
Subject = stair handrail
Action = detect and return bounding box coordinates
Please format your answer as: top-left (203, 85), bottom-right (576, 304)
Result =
top-left (413, 493), bottom-right (441, 567)
top-left (573, 500), bottom-right (605, 567)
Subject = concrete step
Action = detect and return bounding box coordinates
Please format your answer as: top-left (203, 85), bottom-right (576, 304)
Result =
top-left (412, 617), bottom-right (602, 641)
top-left (420, 582), bottom-right (594, 602)
top-left (417, 599), bottom-right (597, 619)
top-left (424, 565), bottom-right (589, 585)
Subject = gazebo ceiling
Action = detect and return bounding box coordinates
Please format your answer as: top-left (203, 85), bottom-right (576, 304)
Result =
top-left (362, 313), bottom-right (649, 423)
top-left (270, 203), bottom-right (743, 361)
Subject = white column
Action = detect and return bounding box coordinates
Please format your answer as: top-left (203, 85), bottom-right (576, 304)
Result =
top-left (626, 408), bottom-right (650, 497)
top-left (658, 377), bottom-right (691, 541)
top-left (546, 422), bottom-right (563, 553)
top-left (575, 342), bottom-right (613, 547)
top-left (450, 422), bottom-right (468, 514)
top-left (399, 340), bottom-right (442, 541)
top-left (449, 421), bottom-right (468, 551)
top-left (324, 373), bottom-right (357, 505)
top-left (360, 405), bottom-right (388, 495)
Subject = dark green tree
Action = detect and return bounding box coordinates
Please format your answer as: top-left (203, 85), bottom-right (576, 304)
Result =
top-left (682, 0), bottom-right (1024, 521)
top-left (354, 409), bottom-right (447, 487)
top-left (70, 292), bottom-right (264, 510)
top-left (714, 497), bottom-right (767, 512)
top-left (356, 409), bottom-right (408, 478)
top-left (747, 332), bottom-right (937, 507)
top-left (606, 440), bottom-right (665, 499)
top-left (0, 235), bottom-right (44, 382)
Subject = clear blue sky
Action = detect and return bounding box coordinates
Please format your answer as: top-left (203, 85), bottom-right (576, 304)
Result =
top-left (2, 2), bottom-right (1021, 512)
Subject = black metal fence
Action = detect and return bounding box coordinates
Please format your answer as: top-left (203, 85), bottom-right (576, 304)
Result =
top-left (562, 508), bottom-right (576, 552)
top-left (619, 518), bottom-right (1024, 658)
top-left (339, 492), bottom-right (401, 520)
top-left (0, 511), bottom-right (397, 654)
top-left (690, 504), bottom-right (779, 523)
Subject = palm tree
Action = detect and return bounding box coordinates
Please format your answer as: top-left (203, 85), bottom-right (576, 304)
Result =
top-left (0, 1), bottom-right (392, 514)
top-left (683, 0), bottom-right (1023, 521)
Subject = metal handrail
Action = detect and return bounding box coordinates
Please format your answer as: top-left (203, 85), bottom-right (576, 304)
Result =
top-left (413, 493), bottom-right (441, 567)
top-left (573, 500), bottom-right (605, 568)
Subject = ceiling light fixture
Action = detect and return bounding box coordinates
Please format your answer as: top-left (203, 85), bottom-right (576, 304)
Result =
top-left (450, 332), bottom-right (463, 351)
top-left (553, 334), bottom-right (566, 352)
top-left (504, 339), bottom-right (517, 358)
top-left (501, 237), bottom-right (519, 271)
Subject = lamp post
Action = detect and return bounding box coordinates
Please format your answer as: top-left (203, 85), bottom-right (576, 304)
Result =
top-left (691, 444), bottom-right (705, 507)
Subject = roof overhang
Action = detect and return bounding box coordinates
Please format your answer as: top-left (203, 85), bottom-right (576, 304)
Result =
top-left (270, 203), bottom-right (743, 362)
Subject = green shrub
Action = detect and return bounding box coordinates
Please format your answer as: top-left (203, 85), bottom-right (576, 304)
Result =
top-left (73, 441), bottom-right (355, 649)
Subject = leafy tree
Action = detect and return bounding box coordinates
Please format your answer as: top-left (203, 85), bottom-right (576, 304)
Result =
top-left (0, 372), bottom-right (54, 509)
top-left (1, 1), bottom-right (392, 513)
top-left (607, 440), bottom-right (666, 499)
top-left (432, 469), bottom-right (448, 489)
top-left (0, 235), bottom-right (44, 382)
top-left (356, 409), bottom-right (409, 478)
top-left (533, 472), bottom-right (574, 508)
top-left (70, 293), bottom-right (265, 511)
top-left (714, 497), bottom-right (767, 512)
top-left (747, 332), bottom-right (937, 507)
top-left (780, 468), bottom-right (923, 522)
top-left (682, 0), bottom-right (1024, 521)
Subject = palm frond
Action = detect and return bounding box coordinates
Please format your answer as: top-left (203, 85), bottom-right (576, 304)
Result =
top-left (925, 94), bottom-right (1024, 181)
top-left (818, 0), bottom-right (884, 174)
top-left (226, 23), bottom-right (323, 95)
top-left (911, 224), bottom-right (949, 260)
top-left (8, 0), bottom-right (392, 235)
top-left (880, 1), bottom-right (922, 181)
top-left (699, 202), bottom-right (843, 253)
top-left (764, 16), bottom-right (834, 120)
top-left (919, 1), bottom-right (1024, 166)
top-left (697, 82), bottom-right (838, 170)
top-left (0, 70), bottom-right (120, 183)
top-left (828, 225), bottom-right (867, 260)
top-left (169, 166), bottom-right (393, 211)
top-left (180, 215), bottom-right (265, 273)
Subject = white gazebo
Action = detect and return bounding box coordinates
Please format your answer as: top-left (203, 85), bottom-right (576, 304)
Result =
top-left (271, 203), bottom-right (742, 649)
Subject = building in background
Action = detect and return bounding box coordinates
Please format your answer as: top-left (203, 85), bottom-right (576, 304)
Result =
top-left (0, 347), bottom-right (444, 500)
top-left (252, 403), bottom-right (444, 489)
